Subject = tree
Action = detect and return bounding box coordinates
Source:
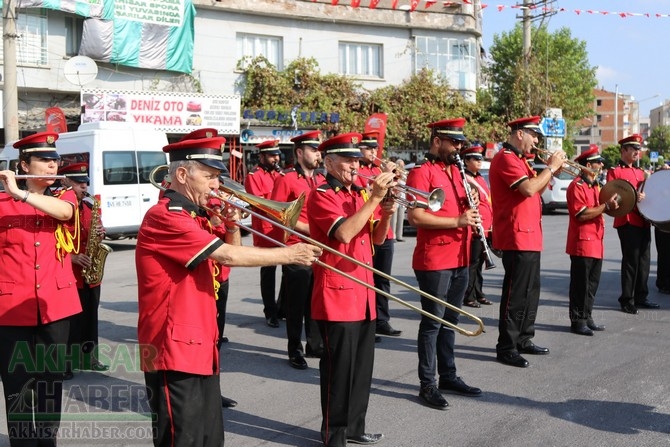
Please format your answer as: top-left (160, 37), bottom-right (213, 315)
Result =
top-left (486, 25), bottom-right (597, 142)
top-left (647, 125), bottom-right (670, 160)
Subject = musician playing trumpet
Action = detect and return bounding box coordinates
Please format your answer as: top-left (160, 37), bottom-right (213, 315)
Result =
top-left (406, 118), bottom-right (482, 411)
top-left (565, 146), bottom-right (618, 336)
top-left (490, 116), bottom-right (565, 368)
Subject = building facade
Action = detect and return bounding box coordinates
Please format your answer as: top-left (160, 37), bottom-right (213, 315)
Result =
top-left (0, 0), bottom-right (484, 144)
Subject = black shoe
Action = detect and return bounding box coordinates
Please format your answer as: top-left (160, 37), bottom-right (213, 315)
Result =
top-left (586, 320), bottom-right (605, 331)
top-left (266, 316), bottom-right (280, 328)
top-left (438, 377), bottom-right (482, 396)
top-left (289, 352), bottom-right (308, 370)
top-left (63, 371), bottom-right (74, 381)
top-left (620, 303), bottom-right (638, 314)
top-left (221, 395), bottom-right (238, 408)
top-left (346, 433), bottom-right (383, 445)
top-left (496, 352), bottom-right (529, 368)
top-left (90, 361), bottom-right (109, 371)
top-left (518, 344), bottom-right (549, 355)
top-left (374, 336), bottom-right (382, 343)
top-left (376, 322), bottom-right (402, 337)
top-left (221, 336), bottom-right (229, 343)
top-left (635, 300), bottom-right (660, 309)
top-left (419, 385), bottom-right (449, 410)
top-left (570, 324), bottom-right (594, 336)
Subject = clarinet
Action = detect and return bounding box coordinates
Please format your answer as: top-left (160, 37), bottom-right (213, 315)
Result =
top-left (453, 153), bottom-right (496, 270)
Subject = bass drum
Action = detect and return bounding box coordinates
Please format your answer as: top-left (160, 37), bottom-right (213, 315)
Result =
top-left (638, 170), bottom-right (670, 233)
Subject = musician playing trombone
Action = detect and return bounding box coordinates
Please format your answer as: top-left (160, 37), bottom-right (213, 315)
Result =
top-left (405, 118), bottom-right (483, 411)
top-left (490, 116), bottom-right (565, 368)
top-left (136, 136), bottom-right (321, 447)
top-left (307, 133), bottom-right (396, 447)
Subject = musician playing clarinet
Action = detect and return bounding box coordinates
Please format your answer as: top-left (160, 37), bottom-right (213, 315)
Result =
top-left (405, 118), bottom-right (482, 411)
top-left (489, 116), bottom-right (565, 368)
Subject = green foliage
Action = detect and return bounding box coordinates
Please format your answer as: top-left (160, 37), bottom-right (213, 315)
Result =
top-left (601, 144), bottom-right (621, 169)
top-left (647, 125), bottom-right (670, 158)
top-left (486, 25), bottom-right (597, 147)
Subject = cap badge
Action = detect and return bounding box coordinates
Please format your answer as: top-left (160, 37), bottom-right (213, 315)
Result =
top-left (206, 131), bottom-right (214, 138)
top-left (351, 137), bottom-right (359, 145)
top-left (46, 135), bottom-right (55, 144)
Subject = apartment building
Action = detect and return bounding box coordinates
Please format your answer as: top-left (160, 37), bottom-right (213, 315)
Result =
top-left (575, 88), bottom-right (634, 152)
top-left (0, 0), bottom-right (485, 144)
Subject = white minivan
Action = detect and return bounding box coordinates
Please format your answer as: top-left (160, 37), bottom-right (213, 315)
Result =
top-left (0, 122), bottom-right (168, 239)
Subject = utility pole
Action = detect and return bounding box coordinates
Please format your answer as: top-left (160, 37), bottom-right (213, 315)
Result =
top-left (3, 0), bottom-right (20, 142)
top-left (522, 0), bottom-right (532, 68)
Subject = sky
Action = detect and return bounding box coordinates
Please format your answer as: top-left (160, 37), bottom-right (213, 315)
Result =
top-left (480, 0), bottom-right (670, 119)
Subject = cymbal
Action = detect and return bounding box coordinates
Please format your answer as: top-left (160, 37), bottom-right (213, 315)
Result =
top-left (600, 179), bottom-right (637, 218)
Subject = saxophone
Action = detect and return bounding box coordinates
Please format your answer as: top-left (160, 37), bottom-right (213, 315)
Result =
top-left (81, 192), bottom-right (113, 285)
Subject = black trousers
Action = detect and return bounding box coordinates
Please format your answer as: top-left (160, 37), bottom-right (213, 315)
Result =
top-left (616, 224), bottom-right (651, 306)
top-left (415, 268), bottom-right (467, 388)
top-left (280, 264), bottom-right (322, 355)
top-left (317, 319), bottom-right (375, 447)
top-left (464, 236), bottom-right (486, 303)
top-left (216, 280), bottom-right (230, 351)
top-left (569, 256), bottom-right (603, 324)
top-left (655, 227), bottom-right (670, 291)
top-left (145, 371), bottom-right (224, 447)
top-left (372, 239), bottom-right (394, 326)
top-left (497, 250), bottom-right (541, 355)
top-left (260, 265), bottom-right (278, 319)
top-left (67, 284), bottom-right (101, 370)
top-left (0, 318), bottom-right (70, 447)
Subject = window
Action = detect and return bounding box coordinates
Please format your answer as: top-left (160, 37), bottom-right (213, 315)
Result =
top-left (596, 114), bottom-right (602, 122)
top-left (339, 42), bottom-right (383, 78)
top-left (414, 36), bottom-right (476, 91)
top-left (138, 151), bottom-right (168, 184)
top-left (236, 33), bottom-right (282, 69)
top-left (596, 99), bottom-right (602, 107)
top-left (7, 9), bottom-right (49, 66)
top-left (103, 151), bottom-right (138, 185)
top-left (65, 16), bottom-right (84, 57)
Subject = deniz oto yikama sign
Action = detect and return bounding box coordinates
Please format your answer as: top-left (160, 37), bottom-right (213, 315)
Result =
top-left (81, 89), bottom-right (241, 134)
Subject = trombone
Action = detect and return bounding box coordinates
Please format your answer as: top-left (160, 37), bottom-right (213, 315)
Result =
top-left (533, 148), bottom-right (599, 178)
top-left (352, 169), bottom-right (446, 213)
top-left (149, 165), bottom-right (484, 337)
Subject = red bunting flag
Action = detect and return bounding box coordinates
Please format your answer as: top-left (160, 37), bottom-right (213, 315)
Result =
top-left (351, 0), bottom-right (361, 7)
top-left (332, 0), bottom-right (339, 5)
top-left (391, 0), bottom-right (398, 9)
top-left (426, 0), bottom-right (437, 8)
top-left (410, 0), bottom-right (420, 11)
top-left (369, 0), bottom-right (381, 9)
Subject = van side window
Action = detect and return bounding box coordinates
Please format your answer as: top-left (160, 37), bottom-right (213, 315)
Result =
top-left (138, 151), bottom-right (167, 184)
top-left (103, 151), bottom-right (138, 185)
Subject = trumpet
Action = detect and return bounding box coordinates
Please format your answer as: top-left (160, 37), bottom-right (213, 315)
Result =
top-left (149, 165), bottom-right (483, 336)
top-left (351, 169), bottom-right (445, 212)
top-left (373, 155), bottom-right (408, 181)
top-left (533, 148), bottom-right (599, 177)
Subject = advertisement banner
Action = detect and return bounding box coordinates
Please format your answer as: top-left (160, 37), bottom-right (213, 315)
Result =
top-left (81, 89), bottom-right (241, 135)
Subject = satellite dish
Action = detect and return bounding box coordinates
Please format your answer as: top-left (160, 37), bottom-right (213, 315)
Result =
top-left (63, 56), bottom-right (98, 87)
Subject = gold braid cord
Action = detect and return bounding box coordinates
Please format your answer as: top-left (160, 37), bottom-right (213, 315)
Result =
top-left (55, 205), bottom-right (81, 263)
top-left (205, 220), bottom-right (221, 300)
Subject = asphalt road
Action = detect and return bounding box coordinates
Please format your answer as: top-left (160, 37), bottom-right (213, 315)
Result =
top-left (1, 211), bottom-right (668, 446)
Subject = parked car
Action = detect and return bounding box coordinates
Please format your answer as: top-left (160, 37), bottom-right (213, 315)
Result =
top-left (532, 163), bottom-right (572, 213)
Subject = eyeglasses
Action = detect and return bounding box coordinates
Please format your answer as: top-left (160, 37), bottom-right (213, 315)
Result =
top-left (465, 156), bottom-right (483, 161)
top-left (440, 137), bottom-right (464, 147)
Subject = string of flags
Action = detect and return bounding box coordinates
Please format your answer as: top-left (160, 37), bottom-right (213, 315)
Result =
top-left (323, 0), bottom-right (670, 18)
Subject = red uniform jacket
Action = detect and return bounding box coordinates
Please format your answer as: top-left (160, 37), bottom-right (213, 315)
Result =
top-left (245, 165), bottom-right (280, 247)
top-left (466, 170), bottom-right (493, 235)
top-left (405, 155), bottom-right (471, 270)
top-left (270, 165), bottom-right (324, 246)
top-left (490, 143), bottom-right (543, 252)
top-left (136, 190), bottom-right (224, 375)
top-left (566, 177), bottom-right (604, 259)
top-left (307, 176), bottom-right (376, 322)
top-left (355, 163), bottom-right (395, 241)
top-left (0, 189), bottom-right (81, 325)
top-left (606, 161), bottom-right (649, 229)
